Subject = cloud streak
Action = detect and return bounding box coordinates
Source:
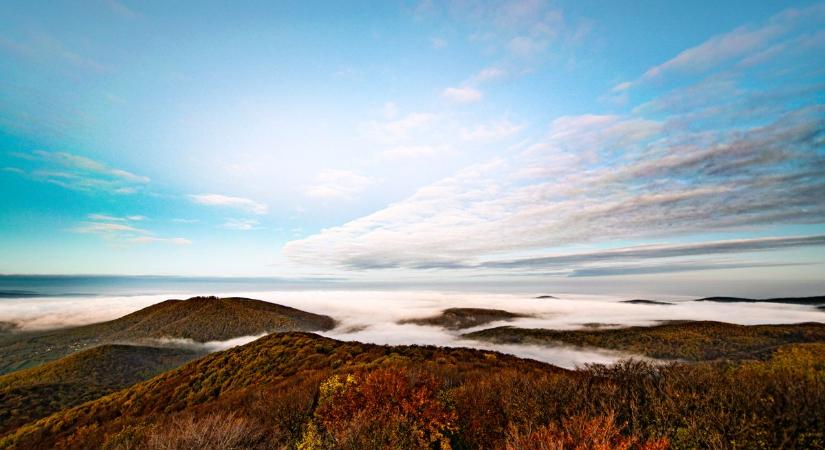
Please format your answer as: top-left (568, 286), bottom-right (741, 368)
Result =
top-left (285, 62), bottom-right (825, 274)
top-left (6, 150), bottom-right (149, 194)
top-left (482, 235), bottom-right (825, 270)
top-left (305, 169), bottom-right (375, 200)
top-left (73, 215), bottom-right (191, 246)
top-left (189, 194), bottom-right (268, 214)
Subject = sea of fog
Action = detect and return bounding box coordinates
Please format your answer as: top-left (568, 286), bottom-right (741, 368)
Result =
top-left (2, 286), bottom-right (823, 369)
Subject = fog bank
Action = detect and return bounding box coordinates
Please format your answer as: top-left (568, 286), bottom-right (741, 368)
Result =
top-left (1, 290), bottom-right (822, 368)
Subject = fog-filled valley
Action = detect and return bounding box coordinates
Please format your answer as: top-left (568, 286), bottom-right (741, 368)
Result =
top-left (2, 290), bottom-right (822, 368)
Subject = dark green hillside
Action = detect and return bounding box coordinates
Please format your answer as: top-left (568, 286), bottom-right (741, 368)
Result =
top-left (0, 344), bottom-right (200, 435)
top-left (400, 307), bottom-right (527, 330)
top-left (465, 321), bottom-right (825, 361)
top-left (0, 296), bottom-right (335, 375)
top-left (2, 332), bottom-right (824, 449)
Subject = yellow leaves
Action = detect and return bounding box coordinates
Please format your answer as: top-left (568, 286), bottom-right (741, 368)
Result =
top-left (297, 420), bottom-right (323, 450)
top-left (318, 373), bottom-right (358, 404)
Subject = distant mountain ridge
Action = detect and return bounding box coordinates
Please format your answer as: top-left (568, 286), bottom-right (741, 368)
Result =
top-left (695, 296), bottom-right (825, 305)
top-left (0, 296), bottom-right (335, 375)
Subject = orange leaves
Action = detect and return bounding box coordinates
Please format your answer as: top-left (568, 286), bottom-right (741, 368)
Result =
top-left (505, 413), bottom-right (670, 450)
top-left (313, 369), bottom-right (457, 448)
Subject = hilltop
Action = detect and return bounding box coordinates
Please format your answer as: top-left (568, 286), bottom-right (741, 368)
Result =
top-left (620, 299), bottom-right (673, 305)
top-left (0, 345), bottom-right (200, 435)
top-left (399, 308), bottom-right (527, 330)
top-left (464, 321), bottom-right (825, 361)
top-left (0, 296), bottom-right (335, 374)
top-left (1, 332), bottom-right (823, 449)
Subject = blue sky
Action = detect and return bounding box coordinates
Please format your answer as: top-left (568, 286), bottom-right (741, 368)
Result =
top-left (0, 0), bottom-right (823, 294)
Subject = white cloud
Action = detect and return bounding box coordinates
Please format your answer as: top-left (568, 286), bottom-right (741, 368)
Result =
top-left (442, 87), bottom-right (482, 104)
top-left (361, 112), bottom-right (437, 143)
top-left (221, 218), bottom-right (262, 231)
top-left (508, 35), bottom-right (548, 57)
top-left (74, 221), bottom-right (149, 235)
top-left (8, 150), bottom-right (149, 194)
top-left (467, 66), bottom-right (507, 84)
top-left (642, 24), bottom-right (783, 80)
top-left (305, 169), bottom-right (376, 200)
top-left (128, 236), bottom-right (192, 245)
top-left (86, 214), bottom-right (146, 222)
top-left (284, 100), bottom-right (825, 272)
top-left (461, 120), bottom-right (524, 142)
top-left (381, 101), bottom-right (399, 119)
top-left (189, 194), bottom-right (268, 214)
top-left (74, 217), bottom-right (191, 246)
top-left (381, 145), bottom-right (445, 159)
top-left (613, 3), bottom-right (825, 92)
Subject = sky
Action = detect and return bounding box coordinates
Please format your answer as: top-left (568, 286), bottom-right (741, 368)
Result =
top-left (0, 0), bottom-right (823, 295)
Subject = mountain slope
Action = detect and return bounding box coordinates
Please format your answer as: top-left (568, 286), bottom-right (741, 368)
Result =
top-left (464, 321), bottom-right (825, 361)
top-left (0, 332), bottom-right (557, 449)
top-left (2, 332), bottom-right (824, 450)
top-left (0, 344), bottom-right (201, 435)
top-left (0, 296), bottom-right (335, 375)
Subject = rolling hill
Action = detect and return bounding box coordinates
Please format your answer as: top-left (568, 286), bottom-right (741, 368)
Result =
top-left (464, 320), bottom-right (825, 361)
top-left (0, 344), bottom-right (201, 435)
top-left (399, 307), bottom-right (527, 330)
top-left (0, 296), bottom-right (335, 375)
top-left (1, 331), bottom-right (823, 449)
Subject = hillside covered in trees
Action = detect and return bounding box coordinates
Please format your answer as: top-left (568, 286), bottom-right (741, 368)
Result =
top-left (1, 331), bottom-right (824, 449)
top-left (464, 320), bottom-right (825, 361)
top-left (0, 296), bottom-right (335, 374)
top-left (0, 344), bottom-right (201, 435)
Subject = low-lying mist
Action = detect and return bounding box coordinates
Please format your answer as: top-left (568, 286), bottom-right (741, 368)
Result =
top-left (1, 290), bottom-right (822, 368)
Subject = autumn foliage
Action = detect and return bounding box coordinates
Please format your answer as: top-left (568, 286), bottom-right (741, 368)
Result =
top-left (308, 369), bottom-right (457, 448)
top-left (2, 333), bottom-right (824, 449)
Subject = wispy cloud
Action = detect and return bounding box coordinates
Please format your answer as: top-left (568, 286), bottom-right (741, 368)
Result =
top-left (87, 213), bottom-right (146, 222)
top-left (73, 215), bottom-right (190, 246)
top-left (461, 120), bottom-right (524, 142)
top-left (127, 236), bottom-right (192, 245)
top-left (466, 67), bottom-right (507, 85)
top-left (430, 37), bottom-right (447, 49)
top-left (483, 235), bottom-right (825, 270)
top-left (305, 169), bottom-right (376, 200)
top-left (442, 86), bottom-right (483, 104)
top-left (285, 75), bottom-right (825, 272)
top-left (612, 3), bottom-right (825, 93)
top-left (103, 0), bottom-right (138, 18)
top-left (221, 218), bottom-right (262, 231)
top-left (381, 145), bottom-right (445, 160)
top-left (568, 261), bottom-right (807, 277)
top-left (0, 31), bottom-right (109, 73)
top-left (6, 150), bottom-right (149, 194)
top-left (189, 194), bottom-right (268, 214)
top-left (361, 112), bottom-right (437, 143)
